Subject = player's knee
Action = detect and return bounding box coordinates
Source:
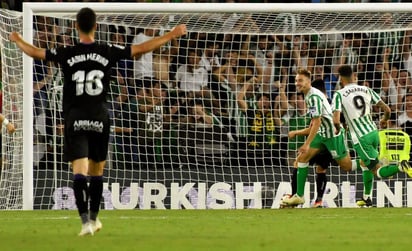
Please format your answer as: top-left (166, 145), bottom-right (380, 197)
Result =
top-left (367, 158), bottom-right (379, 170)
top-left (337, 158), bottom-right (352, 172)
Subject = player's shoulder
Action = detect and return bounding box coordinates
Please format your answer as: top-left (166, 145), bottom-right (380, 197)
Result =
top-left (308, 87), bottom-right (322, 97)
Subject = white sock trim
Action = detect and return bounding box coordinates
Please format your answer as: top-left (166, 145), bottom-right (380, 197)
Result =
top-left (297, 162), bottom-right (309, 168)
top-left (351, 160), bottom-right (358, 171)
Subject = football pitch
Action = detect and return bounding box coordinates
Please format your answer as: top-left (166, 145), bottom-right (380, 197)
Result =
top-left (0, 208), bottom-right (411, 251)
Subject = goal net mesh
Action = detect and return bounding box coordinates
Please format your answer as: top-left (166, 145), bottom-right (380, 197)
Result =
top-left (1, 5), bottom-right (412, 209)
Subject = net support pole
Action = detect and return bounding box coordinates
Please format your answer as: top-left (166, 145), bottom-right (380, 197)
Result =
top-left (22, 3), bottom-right (34, 210)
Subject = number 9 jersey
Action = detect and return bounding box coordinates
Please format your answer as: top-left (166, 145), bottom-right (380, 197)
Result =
top-left (332, 83), bottom-right (381, 142)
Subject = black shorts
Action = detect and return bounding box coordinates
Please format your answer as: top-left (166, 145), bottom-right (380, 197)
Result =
top-left (309, 150), bottom-right (336, 169)
top-left (63, 107), bottom-right (110, 162)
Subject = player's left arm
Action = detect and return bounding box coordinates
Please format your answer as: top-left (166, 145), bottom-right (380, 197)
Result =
top-left (288, 126), bottom-right (311, 138)
top-left (331, 92), bottom-right (342, 134)
top-left (130, 24), bottom-right (187, 58)
top-left (376, 100), bottom-right (391, 129)
top-left (369, 87), bottom-right (390, 129)
top-left (9, 32), bottom-right (46, 60)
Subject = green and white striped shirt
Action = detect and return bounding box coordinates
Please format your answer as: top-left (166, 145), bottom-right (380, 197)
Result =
top-left (305, 87), bottom-right (335, 138)
top-left (332, 83), bottom-right (381, 143)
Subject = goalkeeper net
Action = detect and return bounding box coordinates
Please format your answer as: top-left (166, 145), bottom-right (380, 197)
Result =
top-left (1, 2), bottom-right (412, 209)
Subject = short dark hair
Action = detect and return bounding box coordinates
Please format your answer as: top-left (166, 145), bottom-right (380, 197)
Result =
top-left (76, 7), bottom-right (96, 33)
top-left (311, 79), bottom-right (326, 93)
top-left (338, 65), bottom-right (353, 79)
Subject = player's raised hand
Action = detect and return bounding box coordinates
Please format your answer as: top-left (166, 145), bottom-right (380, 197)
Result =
top-left (288, 131), bottom-right (297, 139)
top-left (171, 24), bottom-right (187, 38)
top-left (6, 123), bottom-right (16, 134)
top-left (379, 118), bottom-right (388, 129)
top-left (9, 32), bottom-right (22, 43)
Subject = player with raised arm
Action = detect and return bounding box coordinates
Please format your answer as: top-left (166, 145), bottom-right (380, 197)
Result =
top-left (9, 7), bottom-right (186, 236)
top-left (332, 65), bottom-right (412, 207)
top-left (282, 68), bottom-right (360, 207)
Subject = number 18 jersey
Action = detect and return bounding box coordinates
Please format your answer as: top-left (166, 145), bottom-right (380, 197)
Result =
top-left (332, 83), bottom-right (381, 142)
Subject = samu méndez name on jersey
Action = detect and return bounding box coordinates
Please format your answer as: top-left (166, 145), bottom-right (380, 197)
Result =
top-left (67, 53), bottom-right (109, 67)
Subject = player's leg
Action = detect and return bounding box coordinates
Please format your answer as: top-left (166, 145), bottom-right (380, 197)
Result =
top-left (357, 131), bottom-right (401, 178)
top-left (64, 127), bottom-right (93, 236)
top-left (287, 150), bottom-right (298, 196)
top-left (282, 146), bottom-right (320, 206)
top-left (72, 157), bottom-right (93, 236)
top-left (87, 119), bottom-right (110, 233)
top-left (357, 164), bottom-right (374, 207)
top-left (313, 165), bottom-right (327, 208)
top-left (88, 160), bottom-right (105, 233)
top-left (355, 131), bottom-right (395, 207)
top-left (307, 150), bottom-right (329, 208)
top-left (326, 130), bottom-right (360, 172)
top-left (280, 150), bottom-right (297, 208)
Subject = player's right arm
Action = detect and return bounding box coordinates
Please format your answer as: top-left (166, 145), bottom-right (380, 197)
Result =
top-left (299, 116), bottom-right (321, 155)
top-left (9, 32), bottom-right (46, 60)
top-left (288, 127), bottom-right (311, 138)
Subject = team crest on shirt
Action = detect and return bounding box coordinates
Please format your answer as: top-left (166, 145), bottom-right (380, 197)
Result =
top-left (308, 106), bottom-right (317, 117)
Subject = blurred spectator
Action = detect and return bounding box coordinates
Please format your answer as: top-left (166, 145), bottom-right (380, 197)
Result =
top-left (291, 35), bottom-right (315, 75)
top-left (175, 48), bottom-right (215, 106)
top-left (1, 0), bottom-right (9, 9)
top-left (236, 78), bottom-right (283, 168)
top-left (284, 90), bottom-right (309, 169)
top-left (109, 25), bottom-right (133, 85)
top-left (137, 79), bottom-right (168, 169)
top-left (153, 41), bottom-right (180, 89)
top-left (110, 84), bottom-right (137, 169)
top-left (398, 92), bottom-right (412, 162)
top-left (369, 12), bottom-right (406, 69)
top-left (132, 26), bottom-right (159, 87)
top-left (249, 35), bottom-right (279, 92)
top-left (199, 34), bottom-right (222, 74)
top-left (398, 93), bottom-right (412, 134)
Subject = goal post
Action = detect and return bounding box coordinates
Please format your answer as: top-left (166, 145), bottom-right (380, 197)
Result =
top-left (1, 2), bottom-right (412, 210)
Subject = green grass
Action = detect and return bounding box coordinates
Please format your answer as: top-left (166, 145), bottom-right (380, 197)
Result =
top-left (0, 208), bottom-right (411, 251)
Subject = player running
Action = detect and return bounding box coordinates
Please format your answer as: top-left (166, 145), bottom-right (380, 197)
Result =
top-left (332, 65), bottom-right (412, 206)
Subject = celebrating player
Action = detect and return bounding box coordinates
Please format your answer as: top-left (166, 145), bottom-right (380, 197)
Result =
top-left (10, 7), bottom-right (186, 236)
top-left (332, 65), bottom-right (412, 206)
top-left (282, 68), bottom-right (360, 207)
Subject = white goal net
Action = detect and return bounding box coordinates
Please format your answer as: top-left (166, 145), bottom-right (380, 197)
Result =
top-left (1, 2), bottom-right (412, 209)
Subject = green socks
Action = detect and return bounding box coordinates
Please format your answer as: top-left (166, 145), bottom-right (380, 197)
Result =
top-left (377, 164), bottom-right (399, 178)
top-left (297, 165), bottom-right (308, 197)
top-left (362, 169), bottom-right (374, 199)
